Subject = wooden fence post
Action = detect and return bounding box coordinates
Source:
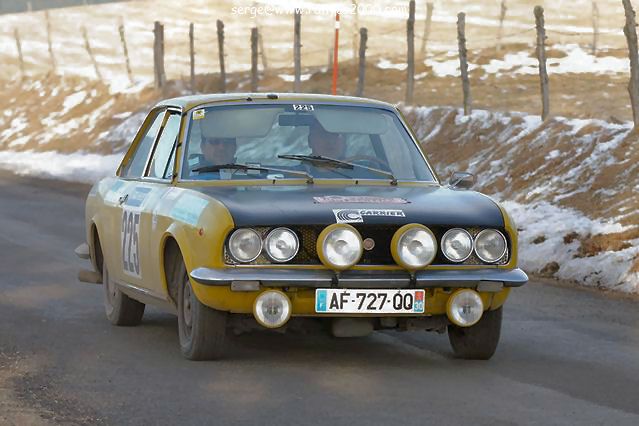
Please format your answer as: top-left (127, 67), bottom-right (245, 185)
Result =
top-left (14, 28), bottom-right (25, 80)
top-left (217, 19), bottom-right (226, 93)
top-left (253, 2), bottom-right (268, 69)
top-left (497, 1), bottom-right (507, 52)
top-left (457, 12), bottom-right (471, 115)
top-left (189, 22), bottom-right (195, 93)
top-left (251, 27), bottom-right (259, 92)
top-left (534, 6), bottom-right (549, 120)
top-left (81, 26), bottom-right (102, 81)
top-left (118, 20), bottom-right (134, 84)
top-left (153, 21), bottom-right (166, 89)
top-left (592, 1), bottom-right (599, 56)
top-left (623, 0), bottom-right (639, 129)
top-left (420, 2), bottom-right (433, 60)
top-left (352, 0), bottom-right (359, 60)
top-left (294, 11), bottom-right (301, 92)
top-left (356, 27), bottom-right (367, 97)
top-left (44, 10), bottom-right (56, 73)
top-left (406, 0), bottom-right (415, 104)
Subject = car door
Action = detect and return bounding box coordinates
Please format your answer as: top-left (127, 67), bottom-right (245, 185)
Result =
top-left (111, 108), bottom-right (167, 287)
top-left (111, 108), bottom-right (167, 286)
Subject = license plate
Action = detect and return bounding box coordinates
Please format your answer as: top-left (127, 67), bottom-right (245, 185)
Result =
top-left (315, 289), bottom-right (425, 314)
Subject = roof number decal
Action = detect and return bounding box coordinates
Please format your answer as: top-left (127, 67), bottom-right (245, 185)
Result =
top-left (293, 104), bottom-right (314, 111)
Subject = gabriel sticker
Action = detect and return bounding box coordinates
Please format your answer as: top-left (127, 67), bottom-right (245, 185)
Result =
top-left (315, 195), bottom-right (409, 204)
top-left (193, 109), bottom-right (206, 120)
top-left (333, 209), bottom-right (405, 223)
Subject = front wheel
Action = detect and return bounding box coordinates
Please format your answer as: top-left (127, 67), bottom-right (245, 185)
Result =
top-left (448, 307), bottom-right (502, 360)
top-left (176, 260), bottom-right (227, 360)
top-left (102, 259), bottom-right (145, 326)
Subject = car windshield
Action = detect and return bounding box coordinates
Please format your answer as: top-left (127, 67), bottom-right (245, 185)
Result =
top-left (181, 103), bottom-right (435, 182)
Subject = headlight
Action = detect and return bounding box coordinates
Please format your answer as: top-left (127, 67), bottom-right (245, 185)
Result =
top-left (228, 228), bottom-right (262, 262)
top-left (391, 224), bottom-right (437, 270)
top-left (253, 290), bottom-right (292, 328)
top-left (264, 227), bottom-right (299, 263)
top-left (446, 289), bottom-right (484, 327)
top-left (441, 228), bottom-right (473, 262)
top-left (316, 224), bottom-right (363, 270)
top-left (474, 229), bottom-right (507, 263)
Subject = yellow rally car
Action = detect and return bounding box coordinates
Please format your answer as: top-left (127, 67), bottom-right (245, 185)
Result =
top-left (76, 93), bottom-right (527, 360)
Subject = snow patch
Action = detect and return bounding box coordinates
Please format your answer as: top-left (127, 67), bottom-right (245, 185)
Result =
top-left (0, 150), bottom-right (123, 183)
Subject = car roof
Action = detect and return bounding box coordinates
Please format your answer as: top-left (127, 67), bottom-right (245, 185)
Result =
top-left (155, 93), bottom-right (396, 112)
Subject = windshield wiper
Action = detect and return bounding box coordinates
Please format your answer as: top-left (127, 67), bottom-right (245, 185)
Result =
top-left (278, 154), bottom-right (397, 185)
top-left (193, 163), bottom-right (314, 184)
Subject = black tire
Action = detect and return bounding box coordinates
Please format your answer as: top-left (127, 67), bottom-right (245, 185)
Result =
top-left (176, 260), bottom-right (227, 360)
top-left (102, 259), bottom-right (145, 326)
top-left (448, 307), bottom-right (502, 360)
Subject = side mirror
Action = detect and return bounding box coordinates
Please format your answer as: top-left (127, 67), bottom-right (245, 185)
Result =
top-left (449, 171), bottom-right (475, 189)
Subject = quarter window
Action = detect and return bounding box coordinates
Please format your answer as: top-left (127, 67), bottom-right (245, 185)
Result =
top-left (147, 113), bottom-right (181, 179)
top-left (122, 110), bottom-right (164, 178)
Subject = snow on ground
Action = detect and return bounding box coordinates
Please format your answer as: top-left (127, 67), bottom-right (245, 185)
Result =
top-left (404, 105), bottom-right (639, 293)
top-left (0, 150), bottom-right (122, 183)
top-left (504, 201), bottom-right (638, 293)
top-left (377, 44), bottom-right (630, 78)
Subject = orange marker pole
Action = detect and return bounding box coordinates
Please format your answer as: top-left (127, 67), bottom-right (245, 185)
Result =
top-left (332, 12), bottom-right (340, 95)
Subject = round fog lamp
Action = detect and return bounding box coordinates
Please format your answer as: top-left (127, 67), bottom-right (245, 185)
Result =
top-left (265, 227), bottom-right (299, 262)
top-left (317, 224), bottom-right (363, 270)
top-left (253, 290), bottom-right (292, 328)
top-left (228, 228), bottom-right (263, 262)
top-left (441, 228), bottom-right (473, 262)
top-left (391, 224), bottom-right (437, 270)
top-left (446, 289), bottom-right (484, 327)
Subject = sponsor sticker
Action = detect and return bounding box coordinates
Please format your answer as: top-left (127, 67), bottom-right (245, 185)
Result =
top-left (333, 208), bottom-right (405, 223)
top-left (125, 186), bottom-right (152, 209)
top-left (314, 195), bottom-right (409, 204)
top-left (104, 180), bottom-right (128, 204)
top-left (193, 109), bottom-right (206, 120)
top-left (170, 194), bottom-right (209, 226)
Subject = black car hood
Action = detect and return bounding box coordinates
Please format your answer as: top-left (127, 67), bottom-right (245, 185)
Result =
top-left (194, 184), bottom-right (505, 228)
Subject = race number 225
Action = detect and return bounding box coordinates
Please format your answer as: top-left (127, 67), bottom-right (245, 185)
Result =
top-left (121, 210), bottom-right (141, 278)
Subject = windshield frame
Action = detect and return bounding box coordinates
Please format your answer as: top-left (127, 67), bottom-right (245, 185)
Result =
top-left (176, 100), bottom-right (440, 185)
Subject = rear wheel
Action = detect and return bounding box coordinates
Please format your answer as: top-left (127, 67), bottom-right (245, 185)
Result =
top-left (176, 259), bottom-right (227, 360)
top-left (102, 259), bottom-right (145, 326)
top-left (448, 307), bottom-right (502, 360)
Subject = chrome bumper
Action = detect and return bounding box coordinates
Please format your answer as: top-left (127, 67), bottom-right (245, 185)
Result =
top-left (189, 267), bottom-right (528, 289)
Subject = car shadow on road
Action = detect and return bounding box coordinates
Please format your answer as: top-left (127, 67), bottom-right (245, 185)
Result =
top-left (133, 310), bottom-right (458, 368)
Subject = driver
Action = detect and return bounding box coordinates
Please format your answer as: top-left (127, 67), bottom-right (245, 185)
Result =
top-left (201, 136), bottom-right (237, 165)
top-left (308, 122), bottom-right (345, 158)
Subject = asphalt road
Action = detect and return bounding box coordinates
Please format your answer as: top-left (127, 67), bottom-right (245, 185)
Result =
top-left (1, 170), bottom-right (638, 426)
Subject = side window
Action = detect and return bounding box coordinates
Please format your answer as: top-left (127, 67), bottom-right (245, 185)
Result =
top-left (122, 111), bottom-right (164, 178)
top-left (147, 113), bottom-right (181, 179)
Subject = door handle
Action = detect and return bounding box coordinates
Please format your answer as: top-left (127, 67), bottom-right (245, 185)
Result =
top-left (118, 194), bottom-right (129, 205)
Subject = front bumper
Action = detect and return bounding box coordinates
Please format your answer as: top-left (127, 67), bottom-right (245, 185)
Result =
top-left (189, 267), bottom-right (528, 289)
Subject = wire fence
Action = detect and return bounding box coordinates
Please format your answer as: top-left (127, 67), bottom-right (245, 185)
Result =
top-left (2, 0), bottom-right (636, 124)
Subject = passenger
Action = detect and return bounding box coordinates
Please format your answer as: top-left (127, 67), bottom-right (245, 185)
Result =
top-left (308, 122), bottom-right (345, 158)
